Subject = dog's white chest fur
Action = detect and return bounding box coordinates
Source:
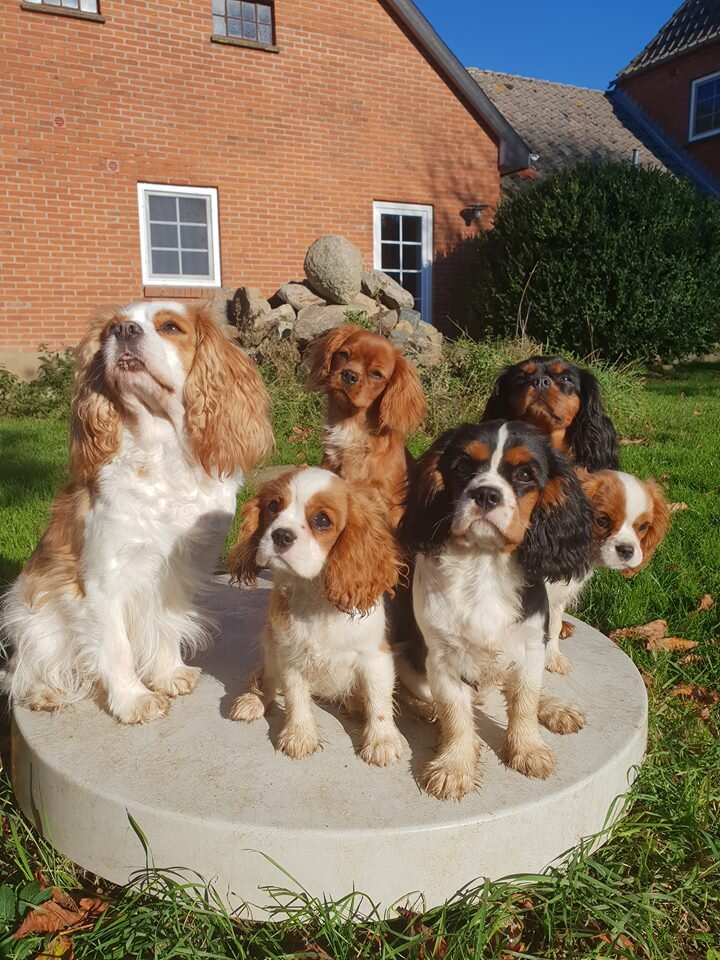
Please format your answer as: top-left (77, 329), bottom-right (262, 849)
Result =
top-left (323, 421), bottom-right (370, 465)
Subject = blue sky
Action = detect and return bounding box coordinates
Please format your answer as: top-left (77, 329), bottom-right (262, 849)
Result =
top-left (414, 0), bottom-right (680, 90)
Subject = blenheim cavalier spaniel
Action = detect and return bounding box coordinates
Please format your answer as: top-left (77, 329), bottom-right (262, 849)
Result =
top-left (2, 301), bottom-right (272, 724)
top-left (307, 324), bottom-right (426, 527)
top-left (481, 356), bottom-right (619, 472)
top-left (545, 468), bottom-right (670, 674)
top-left (229, 467), bottom-right (405, 766)
top-left (400, 421), bottom-right (593, 801)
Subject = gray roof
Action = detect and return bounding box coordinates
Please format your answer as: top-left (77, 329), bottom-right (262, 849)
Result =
top-left (617, 0), bottom-right (720, 80)
top-left (469, 69), bottom-right (678, 184)
top-left (384, 0), bottom-right (530, 174)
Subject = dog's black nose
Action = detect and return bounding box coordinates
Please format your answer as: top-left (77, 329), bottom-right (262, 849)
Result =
top-left (272, 528), bottom-right (296, 549)
top-left (473, 486), bottom-right (503, 510)
top-left (615, 543), bottom-right (635, 561)
top-left (341, 369), bottom-right (358, 385)
top-left (531, 375), bottom-right (552, 392)
top-left (111, 321), bottom-right (143, 341)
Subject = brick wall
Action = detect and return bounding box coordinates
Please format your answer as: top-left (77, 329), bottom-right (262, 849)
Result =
top-left (3, 0), bottom-right (501, 351)
top-left (617, 43), bottom-right (720, 181)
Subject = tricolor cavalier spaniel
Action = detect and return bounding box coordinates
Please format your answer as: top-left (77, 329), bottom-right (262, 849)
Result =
top-left (545, 469), bottom-right (670, 674)
top-left (400, 421), bottom-right (593, 801)
top-left (307, 324), bottom-right (426, 527)
top-left (229, 467), bottom-right (405, 766)
top-left (481, 356), bottom-right (619, 472)
top-left (1, 301), bottom-right (272, 724)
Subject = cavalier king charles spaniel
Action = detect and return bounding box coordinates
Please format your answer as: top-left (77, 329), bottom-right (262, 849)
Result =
top-left (545, 469), bottom-right (670, 674)
top-left (399, 421), bottom-right (593, 801)
top-left (229, 467), bottom-right (405, 766)
top-left (2, 300), bottom-right (273, 724)
top-left (481, 356), bottom-right (619, 472)
top-left (307, 323), bottom-right (426, 527)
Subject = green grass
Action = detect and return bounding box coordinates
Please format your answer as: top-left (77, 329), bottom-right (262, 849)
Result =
top-left (1, 363), bottom-right (719, 958)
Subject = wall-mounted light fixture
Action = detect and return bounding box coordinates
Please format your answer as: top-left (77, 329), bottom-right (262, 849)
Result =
top-left (460, 203), bottom-right (489, 226)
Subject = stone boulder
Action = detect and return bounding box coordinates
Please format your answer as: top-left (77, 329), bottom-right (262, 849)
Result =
top-left (237, 303), bottom-right (296, 349)
top-left (233, 286), bottom-right (272, 323)
top-left (274, 282), bottom-right (326, 312)
top-left (362, 269), bottom-right (415, 310)
top-left (304, 236), bottom-right (362, 305)
top-left (346, 292), bottom-right (382, 319)
top-left (294, 303), bottom-right (352, 348)
top-left (376, 309), bottom-right (399, 334)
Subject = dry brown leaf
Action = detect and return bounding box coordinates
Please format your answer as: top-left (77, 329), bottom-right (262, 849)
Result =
top-left (595, 932), bottom-right (635, 953)
top-left (397, 908), bottom-right (447, 959)
top-left (38, 935), bottom-right (74, 959)
top-left (646, 637), bottom-right (699, 652)
top-left (14, 901), bottom-right (83, 940)
top-left (301, 943), bottom-right (333, 960)
top-left (694, 594), bottom-right (714, 613)
top-left (641, 672), bottom-right (655, 690)
top-left (669, 502), bottom-right (688, 513)
top-left (609, 619), bottom-right (667, 642)
top-left (560, 620), bottom-right (575, 640)
top-left (619, 437), bottom-right (647, 446)
top-left (670, 684), bottom-right (720, 705)
top-left (679, 653), bottom-right (702, 665)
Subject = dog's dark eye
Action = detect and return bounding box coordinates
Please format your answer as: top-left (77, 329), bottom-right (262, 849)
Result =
top-left (515, 467), bottom-right (534, 483)
top-left (370, 370), bottom-right (384, 380)
top-left (335, 350), bottom-right (350, 362)
top-left (637, 522), bottom-right (649, 533)
top-left (267, 499), bottom-right (280, 514)
top-left (559, 374), bottom-right (573, 383)
top-left (453, 454), bottom-right (477, 481)
top-left (312, 512), bottom-right (331, 530)
top-left (595, 515), bottom-right (610, 528)
top-left (161, 321), bottom-right (181, 334)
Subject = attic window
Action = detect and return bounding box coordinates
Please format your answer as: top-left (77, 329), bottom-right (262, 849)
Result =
top-left (212, 0), bottom-right (274, 45)
top-left (690, 71), bottom-right (720, 141)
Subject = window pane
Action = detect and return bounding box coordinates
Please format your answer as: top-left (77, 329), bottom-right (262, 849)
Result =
top-left (212, 0), bottom-right (225, 12)
top-left (384, 271), bottom-right (401, 285)
top-left (44, 0), bottom-right (62, 5)
top-left (180, 224), bottom-right (208, 249)
top-left (148, 194), bottom-right (177, 221)
top-left (258, 22), bottom-right (272, 43)
top-left (151, 249), bottom-right (180, 275)
top-left (61, 0), bottom-right (80, 8)
top-left (227, 0), bottom-right (241, 15)
top-left (381, 243), bottom-right (400, 270)
top-left (178, 196), bottom-right (207, 223)
top-left (150, 222), bottom-right (178, 247)
top-left (79, 0), bottom-right (98, 9)
top-left (241, 2), bottom-right (255, 18)
top-left (181, 251), bottom-right (210, 276)
top-left (257, 3), bottom-right (271, 23)
top-left (227, 17), bottom-right (242, 35)
top-left (212, 14), bottom-right (226, 34)
top-left (402, 245), bottom-right (421, 271)
top-left (402, 216), bottom-right (422, 242)
top-left (401, 273), bottom-right (419, 297)
top-left (381, 214), bottom-right (399, 241)
top-left (242, 19), bottom-right (257, 39)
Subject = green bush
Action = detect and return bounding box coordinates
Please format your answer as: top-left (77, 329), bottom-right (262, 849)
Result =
top-left (0, 349), bottom-right (75, 419)
top-left (470, 163), bottom-right (720, 362)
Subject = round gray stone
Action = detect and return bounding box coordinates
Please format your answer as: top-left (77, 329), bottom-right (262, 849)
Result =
top-left (304, 235), bottom-right (362, 305)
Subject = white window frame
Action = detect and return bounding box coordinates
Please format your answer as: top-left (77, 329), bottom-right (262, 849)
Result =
top-left (373, 201), bottom-right (433, 324)
top-left (689, 70), bottom-right (720, 142)
top-left (137, 183), bottom-right (221, 287)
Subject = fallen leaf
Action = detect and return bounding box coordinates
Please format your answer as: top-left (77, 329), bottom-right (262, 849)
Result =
top-left (14, 900), bottom-right (82, 940)
top-left (77, 898), bottom-right (107, 918)
top-left (397, 908), bottom-right (447, 959)
top-left (669, 502), bottom-right (688, 513)
top-left (300, 943), bottom-right (333, 960)
top-left (694, 594), bottom-right (714, 613)
top-left (646, 637), bottom-right (698, 652)
top-left (39, 935), bottom-right (74, 959)
top-left (679, 653), bottom-right (702, 664)
top-left (560, 620), bottom-right (575, 640)
top-left (619, 437), bottom-right (648, 446)
top-left (609, 620), bottom-right (667, 642)
top-left (670, 684), bottom-right (720, 705)
top-left (595, 932), bottom-right (635, 953)
top-left (641, 672), bottom-right (655, 689)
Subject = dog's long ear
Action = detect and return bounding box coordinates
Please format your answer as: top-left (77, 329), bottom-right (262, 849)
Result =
top-left (324, 488), bottom-right (403, 614)
top-left (70, 306), bottom-right (122, 487)
top-left (399, 427), bottom-right (458, 553)
top-left (185, 302), bottom-right (274, 479)
top-left (305, 324), bottom-right (357, 391)
top-left (623, 479), bottom-right (670, 578)
top-left (378, 352), bottom-right (426, 437)
top-left (565, 369), bottom-right (619, 471)
top-left (519, 447), bottom-right (593, 583)
top-left (227, 496), bottom-right (263, 587)
top-left (480, 366), bottom-right (514, 422)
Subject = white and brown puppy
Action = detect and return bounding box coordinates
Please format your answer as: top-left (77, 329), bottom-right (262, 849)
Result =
top-left (229, 467), bottom-right (405, 766)
top-left (1, 301), bottom-right (272, 724)
top-left (545, 469), bottom-right (670, 674)
top-left (400, 421), bottom-right (593, 801)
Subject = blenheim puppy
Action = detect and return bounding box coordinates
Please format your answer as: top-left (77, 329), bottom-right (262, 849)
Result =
top-left (401, 421), bottom-right (593, 801)
top-left (307, 324), bottom-right (426, 526)
top-left (2, 301), bottom-right (272, 724)
top-left (545, 469), bottom-right (670, 674)
top-left (481, 356), bottom-right (619, 472)
top-left (229, 467), bottom-right (405, 766)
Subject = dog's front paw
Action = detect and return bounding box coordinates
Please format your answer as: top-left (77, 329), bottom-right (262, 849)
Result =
top-left (27, 688), bottom-right (65, 712)
top-left (505, 739), bottom-right (556, 779)
top-left (114, 690), bottom-right (171, 725)
top-left (277, 725), bottom-right (320, 759)
top-left (230, 692), bottom-right (266, 722)
top-left (151, 666), bottom-right (201, 698)
top-left (545, 651), bottom-right (571, 675)
top-left (359, 730), bottom-right (404, 767)
top-left (421, 757), bottom-right (477, 801)
top-left (538, 696), bottom-right (586, 734)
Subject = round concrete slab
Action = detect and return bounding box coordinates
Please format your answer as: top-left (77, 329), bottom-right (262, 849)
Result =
top-left (11, 579), bottom-right (647, 919)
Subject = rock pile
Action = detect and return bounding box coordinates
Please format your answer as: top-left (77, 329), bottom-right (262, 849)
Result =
top-left (231, 235), bottom-right (443, 366)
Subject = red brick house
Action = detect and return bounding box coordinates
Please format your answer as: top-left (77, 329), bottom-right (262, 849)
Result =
top-left (614, 0), bottom-right (720, 183)
top-left (3, 0), bottom-right (530, 360)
